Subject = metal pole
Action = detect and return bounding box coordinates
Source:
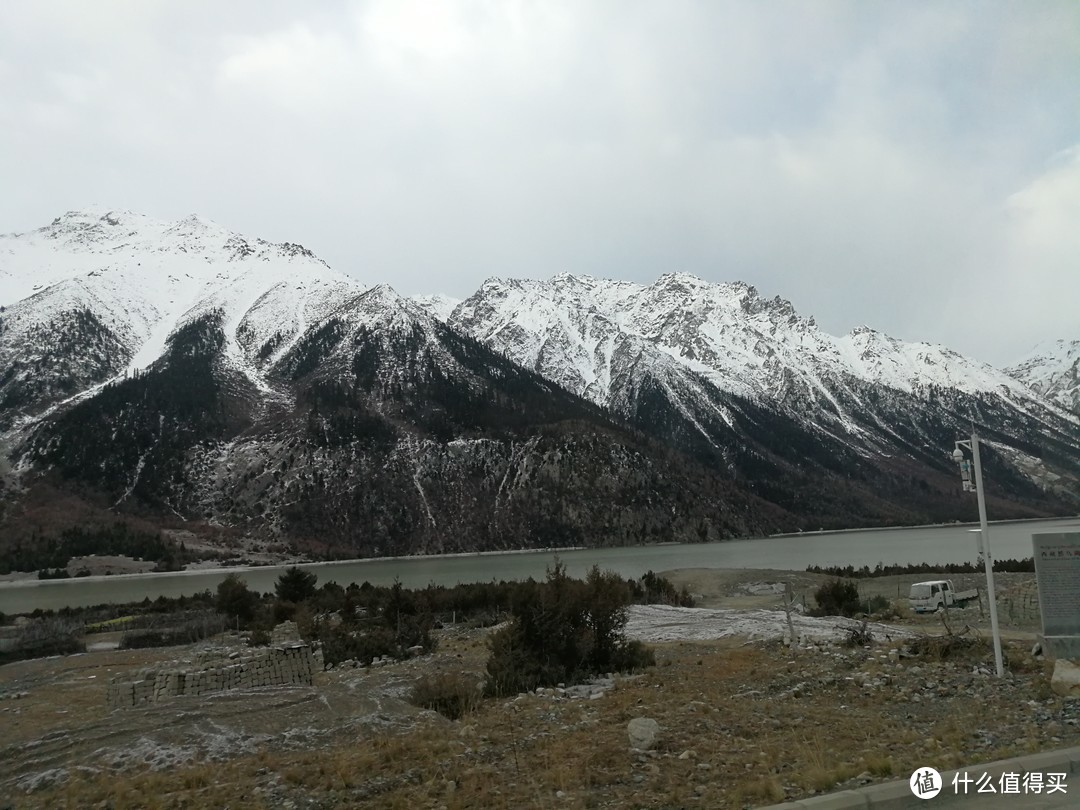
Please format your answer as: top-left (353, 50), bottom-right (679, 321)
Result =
top-left (971, 431), bottom-right (1005, 677)
top-left (784, 581), bottom-right (796, 647)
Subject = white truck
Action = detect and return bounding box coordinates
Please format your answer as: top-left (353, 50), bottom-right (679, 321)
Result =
top-left (908, 580), bottom-right (979, 613)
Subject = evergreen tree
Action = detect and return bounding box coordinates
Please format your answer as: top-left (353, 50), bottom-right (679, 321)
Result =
top-left (215, 573), bottom-right (257, 625)
top-left (275, 567), bottom-right (318, 603)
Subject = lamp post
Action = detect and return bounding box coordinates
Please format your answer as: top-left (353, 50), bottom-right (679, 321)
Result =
top-left (952, 432), bottom-right (1005, 678)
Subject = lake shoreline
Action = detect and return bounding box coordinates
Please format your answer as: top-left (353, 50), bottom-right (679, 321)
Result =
top-left (3, 516), bottom-right (1077, 614)
top-left (6, 513), bottom-right (1075, 591)
top-left (0, 543), bottom-right (592, 589)
top-left (767, 513), bottom-right (1077, 538)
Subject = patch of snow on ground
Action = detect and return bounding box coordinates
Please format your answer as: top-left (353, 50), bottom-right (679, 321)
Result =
top-left (741, 582), bottom-right (787, 595)
top-left (96, 736), bottom-right (198, 772)
top-left (17, 767), bottom-right (71, 793)
top-left (625, 604), bottom-right (910, 645)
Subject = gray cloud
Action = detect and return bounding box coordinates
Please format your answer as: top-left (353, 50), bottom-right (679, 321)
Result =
top-left (1, 0), bottom-right (1077, 365)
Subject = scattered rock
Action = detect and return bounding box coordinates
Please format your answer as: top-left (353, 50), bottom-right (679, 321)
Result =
top-left (1050, 659), bottom-right (1080, 698)
top-left (628, 717), bottom-right (661, 750)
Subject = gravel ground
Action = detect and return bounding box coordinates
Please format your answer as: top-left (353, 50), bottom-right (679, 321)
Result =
top-left (1, 567), bottom-right (1073, 810)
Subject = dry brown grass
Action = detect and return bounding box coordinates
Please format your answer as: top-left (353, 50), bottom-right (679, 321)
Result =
top-left (799, 744), bottom-right (862, 793)
top-left (0, 646), bottom-right (165, 748)
top-left (734, 775), bottom-right (785, 805)
top-left (410, 671), bottom-right (483, 719)
top-left (8, 631), bottom-right (1076, 810)
top-left (863, 753), bottom-right (894, 778)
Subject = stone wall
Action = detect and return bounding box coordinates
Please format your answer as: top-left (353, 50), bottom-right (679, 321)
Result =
top-left (107, 643), bottom-right (315, 708)
top-left (999, 580), bottom-right (1041, 624)
top-left (270, 620), bottom-right (301, 645)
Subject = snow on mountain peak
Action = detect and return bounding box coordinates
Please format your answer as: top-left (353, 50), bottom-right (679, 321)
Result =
top-left (49, 206), bottom-right (140, 225)
top-left (652, 271), bottom-right (723, 295)
top-left (0, 210), bottom-right (364, 403)
top-left (411, 293), bottom-right (462, 322)
top-left (317, 284), bottom-right (447, 339)
top-left (448, 271), bottom-right (1060, 419)
top-left (1007, 338), bottom-right (1080, 414)
top-left (3, 210), bottom-right (1074, 452)
top-left (347, 284), bottom-right (415, 319)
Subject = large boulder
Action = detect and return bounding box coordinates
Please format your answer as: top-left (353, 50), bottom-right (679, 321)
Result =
top-left (628, 717), bottom-right (661, 750)
top-left (1050, 659), bottom-right (1080, 697)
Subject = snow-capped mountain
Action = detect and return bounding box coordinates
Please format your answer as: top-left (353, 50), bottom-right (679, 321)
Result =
top-left (1007, 340), bottom-right (1080, 416)
top-left (0, 211), bottom-right (1076, 566)
top-left (448, 272), bottom-right (1080, 503)
top-left (16, 266), bottom-right (781, 557)
top-left (0, 208), bottom-right (363, 424)
top-left (450, 272), bottom-right (1054, 415)
top-left (1, 212), bottom-right (797, 561)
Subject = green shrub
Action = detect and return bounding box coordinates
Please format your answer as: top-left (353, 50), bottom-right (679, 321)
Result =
top-left (119, 611), bottom-right (226, 649)
top-left (811, 579), bottom-right (862, 617)
top-left (275, 567), bottom-right (318, 603)
top-left (272, 599), bottom-right (298, 624)
top-left (484, 564), bottom-right (655, 697)
top-left (215, 573), bottom-right (258, 626)
top-left (248, 627), bottom-right (271, 647)
top-left (862, 594), bottom-right (891, 615)
top-left (394, 613), bottom-right (436, 653)
top-left (0, 617), bottom-right (86, 664)
top-left (318, 622), bottom-right (394, 666)
top-left (632, 570), bottom-right (695, 607)
top-left (316, 611), bottom-right (435, 668)
top-left (310, 582), bottom-right (345, 613)
top-left (411, 673), bottom-right (482, 720)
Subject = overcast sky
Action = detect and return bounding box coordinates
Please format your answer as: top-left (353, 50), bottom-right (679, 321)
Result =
top-left (1, 1), bottom-right (1076, 365)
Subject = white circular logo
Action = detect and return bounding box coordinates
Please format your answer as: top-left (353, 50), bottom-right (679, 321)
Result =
top-left (909, 767), bottom-right (942, 799)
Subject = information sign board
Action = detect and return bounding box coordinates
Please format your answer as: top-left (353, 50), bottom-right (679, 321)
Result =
top-left (1033, 532), bottom-right (1080, 659)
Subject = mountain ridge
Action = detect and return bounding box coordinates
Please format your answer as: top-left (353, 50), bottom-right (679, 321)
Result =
top-left (0, 208), bottom-right (365, 425)
top-left (1007, 339), bottom-right (1080, 416)
top-left (1, 209), bottom-right (1076, 565)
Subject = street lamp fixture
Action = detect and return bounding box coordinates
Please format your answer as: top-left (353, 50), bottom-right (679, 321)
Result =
top-left (952, 432), bottom-right (1004, 678)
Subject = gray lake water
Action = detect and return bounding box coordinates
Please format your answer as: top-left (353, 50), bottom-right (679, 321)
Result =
top-left (2, 517), bottom-right (1077, 614)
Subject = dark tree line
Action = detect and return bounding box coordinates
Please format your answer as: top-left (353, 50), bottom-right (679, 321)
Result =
top-left (0, 523), bottom-right (193, 575)
top-left (806, 557), bottom-right (1036, 578)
